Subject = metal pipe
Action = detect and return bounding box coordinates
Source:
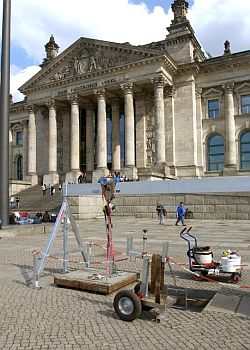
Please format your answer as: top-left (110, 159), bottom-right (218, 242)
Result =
top-left (0, 0), bottom-right (11, 226)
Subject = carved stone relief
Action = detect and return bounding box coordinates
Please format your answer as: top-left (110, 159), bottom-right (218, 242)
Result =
top-left (145, 92), bottom-right (155, 166)
top-left (49, 46), bottom-right (144, 82)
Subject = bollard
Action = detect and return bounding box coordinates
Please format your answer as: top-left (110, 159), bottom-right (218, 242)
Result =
top-left (142, 229), bottom-right (148, 256)
top-left (32, 250), bottom-right (41, 288)
top-left (86, 241), bottom-right (93, 268)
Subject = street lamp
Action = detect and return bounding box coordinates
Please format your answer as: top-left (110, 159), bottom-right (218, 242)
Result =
top-left (0, 0), bottom-right (11, 226)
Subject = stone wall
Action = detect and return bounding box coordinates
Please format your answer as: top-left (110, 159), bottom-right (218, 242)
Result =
top-left (68, 193), bottom-right (250, 220)
top-left (114, 193), bottom-right (250, 220)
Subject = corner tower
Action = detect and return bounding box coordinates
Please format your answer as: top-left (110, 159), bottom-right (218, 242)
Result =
top-left (40, 34), bottom-right (59, 68)
top-left (165, 0), bottom-right (205, 63)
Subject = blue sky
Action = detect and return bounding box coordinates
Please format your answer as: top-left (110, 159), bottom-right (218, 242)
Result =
top-left (1, 0), bottom-right (249, 101)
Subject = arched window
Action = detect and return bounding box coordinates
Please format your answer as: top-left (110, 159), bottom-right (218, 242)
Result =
top-left (207, 134), bottom-right (224, 171)
top-left (17, 155), bottom-right (23, 180)
top-left (240, 131), bottom-right (250, 169)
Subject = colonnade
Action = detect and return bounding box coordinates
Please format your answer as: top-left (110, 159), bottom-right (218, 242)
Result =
top-left (24, 77), bottom-right (168, 184)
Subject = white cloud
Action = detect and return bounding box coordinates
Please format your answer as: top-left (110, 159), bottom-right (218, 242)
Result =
top-left (10, 65), bottom-right (40, 101)
top-left (4, 0), bottom-right (250, 101)
top-left (189, 0), bottom-right (250, 57)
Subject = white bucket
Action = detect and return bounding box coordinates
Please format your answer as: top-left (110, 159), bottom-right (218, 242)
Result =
top-left (220, 256), bottom-right (241, 273)
top-left (193, 249), bottom-right (213, 264)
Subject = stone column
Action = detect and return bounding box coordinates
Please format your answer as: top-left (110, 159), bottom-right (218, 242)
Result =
top-left (43, 100), bottom-right (59, 185)
top-left (21, 120), bottom-right (28, 180)
top-left (96, 88), bottom-right (107, 168)
top-left (65, 95), bottom-right (81, 183)
top-left (85, 103), bottom-right (95, 177)
top-left (223, 83), bottom-right (237, 172)
top-left (164, 86), bottom-right (176, 177)
top-left (27, 106), bottom-right (38, 185)
top-left (121, 82), bottom-right (137, 179)
top-left (92, 89), bottom-right (108, 182)
top-left (152, 76), bottom-right (166, 165)
top-left (135, 93), bottom-right (147, 169)
top-left (195, 87), bottom-right (204, 176)
top-left (111, 98), bottom-right (120, 171)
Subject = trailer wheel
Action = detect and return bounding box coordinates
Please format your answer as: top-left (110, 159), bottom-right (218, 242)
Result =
top-left (230, 273), bottom-right (240, 283)
top-left (113, 290), bottom-right (142, 321)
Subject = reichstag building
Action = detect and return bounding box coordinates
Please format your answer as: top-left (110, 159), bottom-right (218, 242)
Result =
top-left (9, 0), bottom-right (250, 185)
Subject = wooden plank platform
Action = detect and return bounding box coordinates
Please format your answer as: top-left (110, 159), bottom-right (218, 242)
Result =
top-left (54, 268), bottom-right (140, 294)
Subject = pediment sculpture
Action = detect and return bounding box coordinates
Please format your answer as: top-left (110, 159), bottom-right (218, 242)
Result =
top-left (49, 46), bottom-right (145, 82)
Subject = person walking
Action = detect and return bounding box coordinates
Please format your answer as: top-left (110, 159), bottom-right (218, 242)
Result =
top-left (156, 202), bottom-right (166, 225)
top-left (15, 196), bottom-right (20, 209)
top-left (50, 185), bottom-right (55, 196)
top-left (10, 196), bottom-right (15, 209)
top-left (175, 201), bottom-right (186, 226)
top-left (42, 184), bottom-right (47, 196)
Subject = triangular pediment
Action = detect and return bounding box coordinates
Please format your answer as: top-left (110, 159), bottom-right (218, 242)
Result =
top-left (20, 37), bottom-right (163, 93)
top-left (202, 87), bottom-right (223, 97)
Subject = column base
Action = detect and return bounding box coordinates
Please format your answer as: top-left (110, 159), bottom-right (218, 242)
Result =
top-left (92, 168), bottom-right (109, 183)
top-left (26, 173), bottom-right (38, 186)
top-left (175, 165), bottom-right (203, 178)
top-left (138, 165), bottom-right (175, 181)
top-left (121, 166), bottom-right (138, 181)
top-left (223, 166), bottom-right (238, 176)
top-left (43, 172), bottom-right (59, 186)
top-left (65, 170), bottom-right (82, 184)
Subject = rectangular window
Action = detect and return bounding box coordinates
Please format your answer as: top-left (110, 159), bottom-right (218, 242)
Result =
top-left (208, 99), bottom-right (219, 118)
top-left (16, 131), bottom-right (23, 145)
top-left (241, 95), bottom-right (250, 114)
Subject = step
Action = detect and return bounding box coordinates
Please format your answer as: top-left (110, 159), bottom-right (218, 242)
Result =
top-left (203, 293), bottom-right (250, 318)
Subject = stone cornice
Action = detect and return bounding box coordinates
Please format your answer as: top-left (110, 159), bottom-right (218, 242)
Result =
top-left (10, 101), bottom-right (26, 114)
top-left (200, 51), bottom-right (250, 74)
top-left (21, 55), bottom-right (177, 95)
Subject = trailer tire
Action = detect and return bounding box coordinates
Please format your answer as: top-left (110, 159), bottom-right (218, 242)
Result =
top-left (230, 273), bottom-right (240, 283)
top-left (113, 290), bottom-right (142, 321)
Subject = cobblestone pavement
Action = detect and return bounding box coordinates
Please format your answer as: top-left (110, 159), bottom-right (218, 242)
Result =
top-left (0, 217), bottom-right (249, 350)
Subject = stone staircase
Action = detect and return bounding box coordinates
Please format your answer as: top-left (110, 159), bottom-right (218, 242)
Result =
top-left (12, 184), bottom-right (63, 214)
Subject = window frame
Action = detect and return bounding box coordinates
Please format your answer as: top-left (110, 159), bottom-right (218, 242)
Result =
top-left (207, 134), bottom-right (225, 171)
top-left (207, 99), bottom-right (220, 119)
top-left (15, 130), bottom-right (23, 146)
top-left (240, 94), bottom-right (250, 115)
top-left (240, 131), bottom-right (250, 170)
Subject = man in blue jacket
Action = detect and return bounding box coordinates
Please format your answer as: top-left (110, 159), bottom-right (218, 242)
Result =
top-left (175, 202), bottom-right (186, 226)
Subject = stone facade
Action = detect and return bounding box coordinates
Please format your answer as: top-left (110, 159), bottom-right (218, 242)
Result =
top-left (9, 0), bottom-right (250, 186)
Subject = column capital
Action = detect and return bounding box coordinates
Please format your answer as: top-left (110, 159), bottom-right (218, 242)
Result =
top-left (67, 93), bottom-right (79, 104)
top-left (94, 88), bottom-right (105, 99)
top-left (222, 82), bottom-right (234, 94)
top-left (164, 85), bottom-right (176, 98)
top-left (84, 101), bottom-right (94, 110)
top-left (46, 99), bottom-right (57, 109)
top-left (195, 87), bottom-right (203, 98)
top-left (26, 105), bottom-right (37, 113)
top-left (151, 75), bottom-right (166, 89)
top-left (110, 97), bottom-right (120, 106)
top-left (120, 82), bottom-right (133, 94)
